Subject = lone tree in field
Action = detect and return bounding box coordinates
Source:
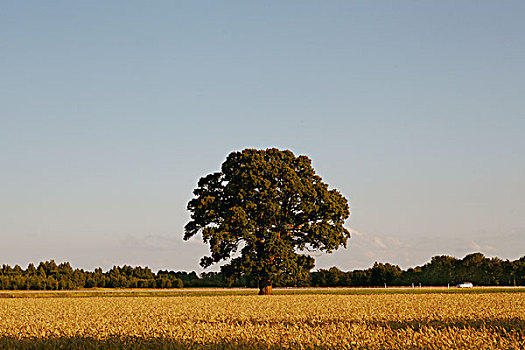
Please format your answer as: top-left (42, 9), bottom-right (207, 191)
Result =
top-left (184, 148), bottom-right (350, 295)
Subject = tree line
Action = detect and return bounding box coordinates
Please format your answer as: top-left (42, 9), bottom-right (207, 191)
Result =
top-left (0, 253), bottom-right (523, 290)
top-left (310, 253), bottom-right (525, 287)
top-left (0, 261), bottom-right (183, 290)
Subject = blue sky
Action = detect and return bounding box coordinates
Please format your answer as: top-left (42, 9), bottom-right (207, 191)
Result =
top-left (1, 1), bottom-right (524, 272)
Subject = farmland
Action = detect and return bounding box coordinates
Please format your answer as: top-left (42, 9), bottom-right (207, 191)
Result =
top-left (0, 290), bottom-right (523, 349)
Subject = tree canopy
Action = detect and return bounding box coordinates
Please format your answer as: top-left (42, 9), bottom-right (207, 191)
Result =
top-left (184, 148), bottom-right (351, 294)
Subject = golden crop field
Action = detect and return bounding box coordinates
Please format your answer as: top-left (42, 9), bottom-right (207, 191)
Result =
top-left (0, 293), bottom-right (523, 349)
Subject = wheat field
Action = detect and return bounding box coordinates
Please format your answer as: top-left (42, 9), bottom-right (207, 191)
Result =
top-left (0, 293), bottom-right (523, 349)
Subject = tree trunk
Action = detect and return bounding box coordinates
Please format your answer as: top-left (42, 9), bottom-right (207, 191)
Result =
top-left (258, 280), bottom-right (273, 295)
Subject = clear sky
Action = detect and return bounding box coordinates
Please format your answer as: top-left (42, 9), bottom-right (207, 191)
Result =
top-left (1, 1), bottom-right (524, 272)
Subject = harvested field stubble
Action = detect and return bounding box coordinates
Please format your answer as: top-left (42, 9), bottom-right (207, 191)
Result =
top-left (0, 293), bottom-right (523, 349)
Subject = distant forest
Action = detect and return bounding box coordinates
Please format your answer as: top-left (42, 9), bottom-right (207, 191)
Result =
top-left (0, 253), bottom-right (523, 290)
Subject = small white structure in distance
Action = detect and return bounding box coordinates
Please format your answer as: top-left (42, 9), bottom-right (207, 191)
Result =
top-left (456, 282), bottom-right (474, 288)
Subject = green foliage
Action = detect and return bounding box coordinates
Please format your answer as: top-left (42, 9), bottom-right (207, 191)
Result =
top-left (0, 253), bottom-right (524, 290)
top-left (0, 261), bottom-right (183, 290)
top-left (370, 262), bottom-right (402, 286)
top-left (184, 148), bottom-right (351, 293)
top-left (309, 253), bottom-right (525, 287)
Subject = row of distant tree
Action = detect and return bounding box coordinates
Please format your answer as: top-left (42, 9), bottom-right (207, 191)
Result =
top-left (310, 253), bottom-right (525, 287)
top-left (0, 262), bottom-right (184, 290)
top-left (0, 253), bottom-right (523, 290)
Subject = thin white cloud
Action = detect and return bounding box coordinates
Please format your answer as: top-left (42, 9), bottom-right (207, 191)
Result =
top-left (322, 226), bottom-right (525, 271)
top-left (120, 234), bottom-right (181, 251)
top-left (469, 241), bottom-right (482, 250)
top-left (349, 228), bottom-right (366, 237)
top-left (372, 237), bottom-right (387, 249)
top-left (315, 227), bottom-right (415, 270)
top-left (185, 236), bottom-right (208, 246)
top-left (470, 241), bottom-right (499, 255)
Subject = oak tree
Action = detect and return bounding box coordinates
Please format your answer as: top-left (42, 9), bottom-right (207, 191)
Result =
top-left (184, 148), bottom-right (350, 295)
